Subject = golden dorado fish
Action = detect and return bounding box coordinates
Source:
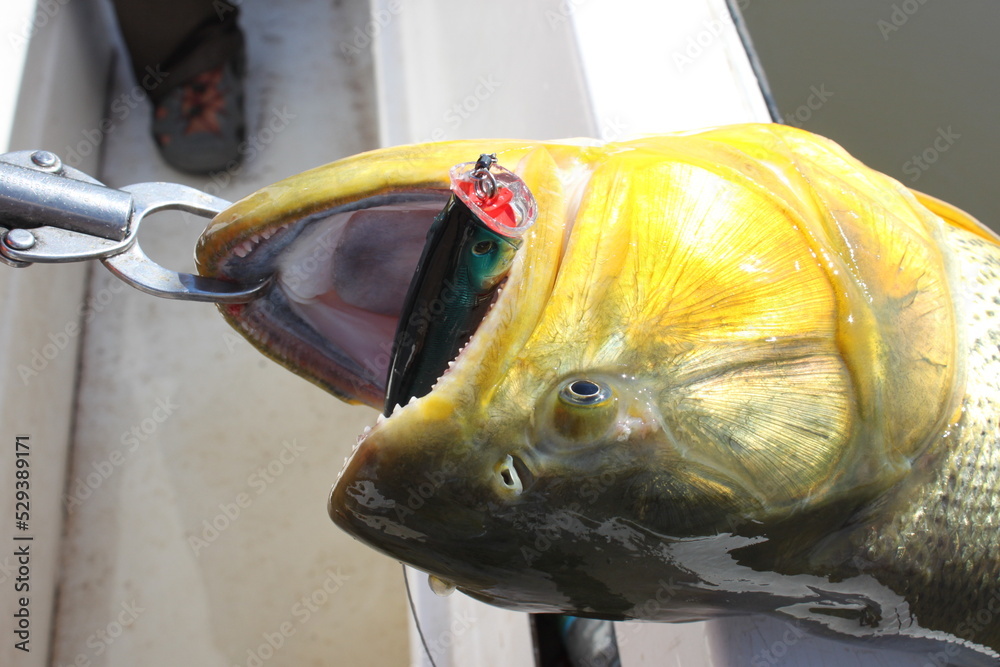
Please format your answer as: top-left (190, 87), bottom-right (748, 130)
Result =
top-left (195, 124), bottom-right (1000, 659)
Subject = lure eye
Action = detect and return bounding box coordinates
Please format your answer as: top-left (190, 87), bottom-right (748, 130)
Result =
top-left (472, 240), bottom-right (496, 256)
top-left (559, 379), bottom-right (611, 406)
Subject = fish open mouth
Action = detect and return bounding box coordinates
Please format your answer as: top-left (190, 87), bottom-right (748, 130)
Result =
top-left (196, 146), bottom-right (544, 412)
top-left (205, 189), bottom-right (463, 408)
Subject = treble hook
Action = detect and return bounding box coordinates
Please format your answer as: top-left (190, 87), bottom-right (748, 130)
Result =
top-left (471, 153), bottom-right (498, 201)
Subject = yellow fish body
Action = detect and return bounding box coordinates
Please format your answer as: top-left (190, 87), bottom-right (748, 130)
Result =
top-left (196, 124), bottom-right (1000, 658)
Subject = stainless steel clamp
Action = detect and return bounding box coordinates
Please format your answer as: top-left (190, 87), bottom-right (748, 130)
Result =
top-left (0, 150), bottom-right (269, 303)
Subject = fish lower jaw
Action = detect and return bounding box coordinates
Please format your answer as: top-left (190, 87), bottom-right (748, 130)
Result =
top-left (342, 243), bottom-right (514, 476)
top-left (345, 337), bottom-right (474, 470)
top-left (336, 419), bottom-right (379, 485)
top-left (335, 428), bottom-right (368, 486)
top-left (335, 391), bottom-right (428, 488)
top-left (344, 393), bottom-right (422, 475)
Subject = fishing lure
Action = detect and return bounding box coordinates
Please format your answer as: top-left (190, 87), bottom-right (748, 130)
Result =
top-left (383, 154), bottom-right (536, 414)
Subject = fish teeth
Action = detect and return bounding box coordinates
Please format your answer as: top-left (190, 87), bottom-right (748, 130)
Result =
top-left (376, 413), bottom-right (386, 425)
top-left (230, 222), bottom-right (293, 260)
top-left (233, 239), bottom-right (255, 258)
top-left (391, 403), bottom-right (403, 416)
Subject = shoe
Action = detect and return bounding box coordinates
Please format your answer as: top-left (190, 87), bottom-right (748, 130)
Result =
top-left (149, 12), bottom-right (246, 175)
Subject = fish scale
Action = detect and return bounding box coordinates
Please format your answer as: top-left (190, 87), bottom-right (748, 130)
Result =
top-left (858, 226), bottom-right (1000, 652)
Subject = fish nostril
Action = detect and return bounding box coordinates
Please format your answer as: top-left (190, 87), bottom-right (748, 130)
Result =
top-left (497, 454), bottom-right (524, 495)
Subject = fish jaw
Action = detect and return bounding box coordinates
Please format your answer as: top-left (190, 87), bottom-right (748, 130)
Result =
top-left (327, 397), bottom-right (545, 604)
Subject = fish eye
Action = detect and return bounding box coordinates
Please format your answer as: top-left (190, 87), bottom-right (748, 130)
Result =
top-left (559, 379), bottom-right (611, 406)
top-left (541, 376), bottom-right (620, 447)
top-left (472, 240), bottom-right (496, 256)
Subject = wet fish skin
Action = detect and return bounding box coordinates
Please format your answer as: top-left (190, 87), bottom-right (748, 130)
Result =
top-left (197, 124), bottom-right (1000, 658)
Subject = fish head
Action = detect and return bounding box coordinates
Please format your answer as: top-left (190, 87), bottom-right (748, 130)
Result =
top-left (328, 365), bottom-right (766, 616)
top-left (198, 125), bottom-right (967, 618)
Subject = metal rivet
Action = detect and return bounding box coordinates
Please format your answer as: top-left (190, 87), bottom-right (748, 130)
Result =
top-left (30, 150), bottom-right (61, 171)
top-left (6, 229), bottom-right (36, 250)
